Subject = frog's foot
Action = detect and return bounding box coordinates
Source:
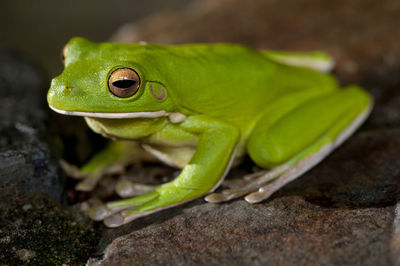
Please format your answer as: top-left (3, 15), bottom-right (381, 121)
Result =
top-left (244, 145), bottom-right (331, 203)
top-left (115, 180), bottom-right (156, 198)
top-left (205, 141), bottom-right (332, 204)
top-left (62, 141), bottom-right (147, 192)
top-left (59, 159), bottom-right (125, 192)
top-left (59, 159), bottom-right (102, 191)
top-left (76, 163), bottom-right (126, 192)
top-left (59, 159), bottom-right (87, 179)
top-left (205, 164), bottom-right (289, 203)
top-left (89, 184), bottom-right (200, 227)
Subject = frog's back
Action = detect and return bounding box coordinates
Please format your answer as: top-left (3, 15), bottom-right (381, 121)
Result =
top-left (150, 43), bottom-right (336, 131)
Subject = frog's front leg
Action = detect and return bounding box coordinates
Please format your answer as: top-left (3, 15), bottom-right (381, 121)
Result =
top-left (92, 116), bottom-right (239, 227)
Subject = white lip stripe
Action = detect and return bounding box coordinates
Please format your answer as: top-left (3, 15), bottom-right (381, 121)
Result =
top-left (49, 105), bottom-right (168, 119)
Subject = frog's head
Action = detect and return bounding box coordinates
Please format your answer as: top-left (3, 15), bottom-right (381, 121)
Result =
top-left (48, 37), bottom-right (178, 120)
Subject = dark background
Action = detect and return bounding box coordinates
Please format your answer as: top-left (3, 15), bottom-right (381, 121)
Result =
top-left (0, 0), bottom-right (194, 77)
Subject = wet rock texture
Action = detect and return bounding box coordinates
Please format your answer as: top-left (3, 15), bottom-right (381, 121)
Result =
top-left (94, 198), bottom-right (393, 265)
top-left (0, 51), bottom-right (62, 205)
top-left (0, 51), bottom-right (101, 264)
top-left (92, 0), bottom-right (400, 265)
top-left (0, 198), bottom-right (101, 265)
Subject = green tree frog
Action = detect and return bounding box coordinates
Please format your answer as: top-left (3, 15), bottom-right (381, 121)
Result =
top-left (48, 37), bottom-right (372, 227)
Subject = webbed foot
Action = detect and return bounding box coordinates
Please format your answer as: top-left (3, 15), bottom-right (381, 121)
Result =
top-left (89, 183), bottom-right (200, 227)
top-left (59, 159), bottom-right (124, 191)
top-left (205, 164), bottom-right (289, 203)
top-left (115, 180), bottom-right (156, 198)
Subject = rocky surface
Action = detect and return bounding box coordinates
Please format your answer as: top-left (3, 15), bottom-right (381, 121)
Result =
top-left (0, 198), bottom-right (101, 265)
top-left (0, 50), bottom-right (62, 204)
top-left (93, 199), bottom-right (394, 266)
top-left (89, 0), bottom-right (400, 265)
top-left (0, 50), bottom-right (101, 264)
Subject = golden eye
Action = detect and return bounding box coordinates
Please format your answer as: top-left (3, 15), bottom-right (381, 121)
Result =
top-left (108, 68), bottom-right (140, 98)
top-left (61, 44), bottom-right (68, 64)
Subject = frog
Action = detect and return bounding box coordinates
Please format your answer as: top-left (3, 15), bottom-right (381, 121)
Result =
top-left (47, 37), bottom-right (373, 227)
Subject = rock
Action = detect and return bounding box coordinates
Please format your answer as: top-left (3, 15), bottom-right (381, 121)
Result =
top-left (15, 249), bottom-right (36, 262)
top-left (0, 50), bottom-right (63, 205)
top-left (392, 203), bottom-right (400, 266)
top-left (361, 56), bottom-right (400, 129)
top-left (0, 198), bottom-right (101, 265)
top-left (89, 0), bottom-right (400, 265)
top-left (0, 50), bottom-right (102, 264)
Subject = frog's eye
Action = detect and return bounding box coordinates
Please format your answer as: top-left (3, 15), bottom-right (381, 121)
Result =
top-left (108, 68), bottom-right (140, 98)
top-left (61, 44), bottom-right (68, 65)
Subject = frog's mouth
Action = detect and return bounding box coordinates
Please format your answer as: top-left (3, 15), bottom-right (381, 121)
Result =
top-left (49, 105), bottom-right (168, 119)
top-left (49, 105), bottom-right (186, 123)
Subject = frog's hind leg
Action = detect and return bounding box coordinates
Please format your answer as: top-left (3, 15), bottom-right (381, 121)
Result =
top-left (245, 105), bottom-right (371, 203)
top-left (206, 85), bottom-right (372, 204)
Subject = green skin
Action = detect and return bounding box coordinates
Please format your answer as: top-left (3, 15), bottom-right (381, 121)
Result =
top-left (48, 37), bottom-right (372, 227)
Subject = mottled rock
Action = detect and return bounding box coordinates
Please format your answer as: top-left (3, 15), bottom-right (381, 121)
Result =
top-left (391, 203), bottom-right (400, 265)
top-left (0, 198), bottom-right (101, 265)
top-left (0, 50), bottom-right (63, 204)
top-left (0, 50), bottom-right (102, 265)
top-left (15, 249), bottom-right (36, 262)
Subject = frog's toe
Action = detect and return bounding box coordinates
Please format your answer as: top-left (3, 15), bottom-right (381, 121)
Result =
top-left (103, 197), bottom-right (174, 227)
top-left (244, 188), bottom-right (272, 204)
top-left (88, 203), bottom-right (113, 221)
top-left (59, 159), bottom-right (87, 179)
top-left (221, 170), bottom-right (267, 189)
top-left (88, 191), bottom-right (159, 225)
top-left (103, 213), bottom-right (124, 227)
top-left (99, 185), bottom-right (200, 227)
top-left (104, 210), bottom-right (154, 227)
top-left (205, 165), bottom-right (291, 203)
top-left (115, 180), bottom-right (156, 198)
top-left (101, 198), bottom-right (159, 227)
top-left (205, 183), bottom-right (273, 204)
top-left (205, 171), bottom-right (268, 203)
top-left (59, 159), bottom-right (103, 192)
top-left (75, 175), bottom-right (102, 191)
top-left (205, 189), bottom-right (251, 203)
top-left (88, 202), bottom-right (133, 221)
top-left (204, 192), bottom-right (225, 203)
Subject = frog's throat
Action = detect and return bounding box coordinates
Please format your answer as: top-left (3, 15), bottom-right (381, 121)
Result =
top-left (49, 105), bottom-right (168, 119)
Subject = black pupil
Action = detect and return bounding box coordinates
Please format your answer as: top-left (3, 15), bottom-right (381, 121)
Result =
top-left (112, 79), bottom-right (136, 88)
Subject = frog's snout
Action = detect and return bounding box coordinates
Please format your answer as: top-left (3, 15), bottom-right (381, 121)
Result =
top-left (47, 78), bottom-right (73, 108)
top-left (49, 78), bottom-right (73, 94)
